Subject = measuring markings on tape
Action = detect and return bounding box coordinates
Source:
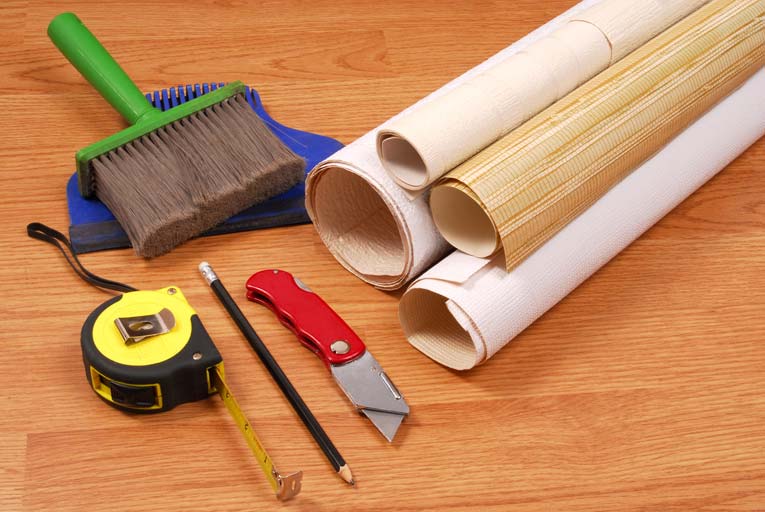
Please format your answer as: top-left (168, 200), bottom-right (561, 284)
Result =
top-left (211, 366), bottom-right (302, 500)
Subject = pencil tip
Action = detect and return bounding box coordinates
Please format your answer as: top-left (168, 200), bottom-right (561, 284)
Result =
top-left (338, 464), bottom-right (355, 485)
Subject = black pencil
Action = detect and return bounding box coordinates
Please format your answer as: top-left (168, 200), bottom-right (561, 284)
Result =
top-left (199, 262), bottom-right (354, 486)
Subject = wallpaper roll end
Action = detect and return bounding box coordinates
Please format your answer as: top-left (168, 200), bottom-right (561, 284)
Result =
top-left (399, 288), bottom-right (483, 370)
top-left (377, 83), bottom-right (504, 191)
top-left (430, 181), bottom-right (501, 257)
top-left (306, 161), bottom-right (410, 290)
top-left (376, 132), bottom-right (430, 190)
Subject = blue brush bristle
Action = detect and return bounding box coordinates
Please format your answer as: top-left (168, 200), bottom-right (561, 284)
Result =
top-left (145, 83), bottom-right (259, 112)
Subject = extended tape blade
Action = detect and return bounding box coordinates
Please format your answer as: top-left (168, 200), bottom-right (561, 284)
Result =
top-left (212, 367), bottom-right (302, 500)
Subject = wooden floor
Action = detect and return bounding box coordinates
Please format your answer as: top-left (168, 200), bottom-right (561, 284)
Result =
top-left (1, 1), bottom-right (764, 510)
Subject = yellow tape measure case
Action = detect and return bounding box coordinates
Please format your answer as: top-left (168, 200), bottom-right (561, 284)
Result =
top-left (27, 224), bottom-right (302, 499)
top-left (80, 286), bottom-right (222, 413)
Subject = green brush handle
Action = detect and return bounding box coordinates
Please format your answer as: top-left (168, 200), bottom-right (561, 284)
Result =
top-left (48, 13), bottom-right (159, 126)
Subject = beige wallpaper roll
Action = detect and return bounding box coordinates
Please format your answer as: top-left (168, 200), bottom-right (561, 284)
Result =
top-left (305, 0), bottom-right (603, 290)
top-left (431, 0), bottom-right (765, 269)
top-left (400, 67), bottom-right (765, 370)
top-left (376, 0), bottom-right (710, 192)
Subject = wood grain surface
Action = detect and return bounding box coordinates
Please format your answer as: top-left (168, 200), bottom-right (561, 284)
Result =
top-left (1, 1), bottom-right (763, 511)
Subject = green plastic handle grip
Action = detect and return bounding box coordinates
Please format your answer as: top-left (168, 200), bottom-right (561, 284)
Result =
top-left (48, 13), bottom-right (159, 126)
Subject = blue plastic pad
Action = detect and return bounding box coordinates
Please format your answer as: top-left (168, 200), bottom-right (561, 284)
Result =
top-left (67, 83), bottom-right (342, 253)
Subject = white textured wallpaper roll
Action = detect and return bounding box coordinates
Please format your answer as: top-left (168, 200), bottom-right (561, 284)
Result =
top-left (306, 0), bottom-right (602, 290)
top-left (376, 0), bottom-right (710, 192)
top-left (399, 68), bottom-right (765, 370)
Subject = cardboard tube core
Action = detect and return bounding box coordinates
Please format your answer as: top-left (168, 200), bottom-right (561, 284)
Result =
top-left (430, 185), bottom-right (498, 257)
top-left (378, 133), bottom-right (428, 189)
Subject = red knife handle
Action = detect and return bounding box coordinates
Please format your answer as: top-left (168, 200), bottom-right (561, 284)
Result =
top-left (245, 270), bottom-right (366, 368)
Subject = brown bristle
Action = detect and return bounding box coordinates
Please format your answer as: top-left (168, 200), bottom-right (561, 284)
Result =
top-left (91, 93), bottom-right (305, 257)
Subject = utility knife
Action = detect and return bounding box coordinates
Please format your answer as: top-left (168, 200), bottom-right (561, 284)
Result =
top-left (245, 269), bottom-right (409, 442)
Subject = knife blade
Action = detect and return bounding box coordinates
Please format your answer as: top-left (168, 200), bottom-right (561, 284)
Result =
top-left (245, 269), bottom-right (409, 442)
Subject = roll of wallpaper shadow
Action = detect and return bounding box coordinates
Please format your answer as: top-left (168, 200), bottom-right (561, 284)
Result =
top-left (400, 67), bottom-right (765, 370)
top-left (376, 0), bottom-right (710, 192)
top-left (430, 0), bottom-right (765, 271)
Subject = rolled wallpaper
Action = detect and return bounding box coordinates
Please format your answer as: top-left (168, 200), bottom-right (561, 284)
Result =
top-left (305, 0), bottom-right (604, 290)
top-left (399, 67), bottom-right (765, 370)
top-left (430, 0), bottom-right (765, 269)
top-left (376, 0), bottom-right (710, 192)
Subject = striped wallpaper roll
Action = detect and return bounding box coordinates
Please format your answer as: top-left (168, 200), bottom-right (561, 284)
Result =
top-left (401, 67), bottom-right (765, 370)
top-left (376, 0), bottom-right (709, 192)
top-left (430, 0), bottom-right (765, 270)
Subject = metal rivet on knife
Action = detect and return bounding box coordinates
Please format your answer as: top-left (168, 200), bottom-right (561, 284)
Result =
top-left (330, 340), bottom-right (350, 354)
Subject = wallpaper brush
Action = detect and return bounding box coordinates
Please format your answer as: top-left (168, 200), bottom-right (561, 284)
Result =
top-left (48, 13), bottom-right (305, 257)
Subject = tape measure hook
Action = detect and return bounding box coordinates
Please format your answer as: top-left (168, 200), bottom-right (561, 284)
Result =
top-left (114, 308), bottom-right (176, 345)
top-left (275, 470), bottom-right (303, 501)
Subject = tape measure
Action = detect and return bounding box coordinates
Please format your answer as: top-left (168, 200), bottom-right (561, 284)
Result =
top-left (27, 223), bottom-right (301, 500)
top-left (80, 286), bottom-right (302, 500)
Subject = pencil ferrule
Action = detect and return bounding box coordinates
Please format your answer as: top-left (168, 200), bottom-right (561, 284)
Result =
top-left (198, 261), bottom-right (218, 285)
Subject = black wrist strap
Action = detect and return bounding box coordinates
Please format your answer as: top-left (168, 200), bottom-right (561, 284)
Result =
top-left (27, 222), bottom-right (137, 294)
